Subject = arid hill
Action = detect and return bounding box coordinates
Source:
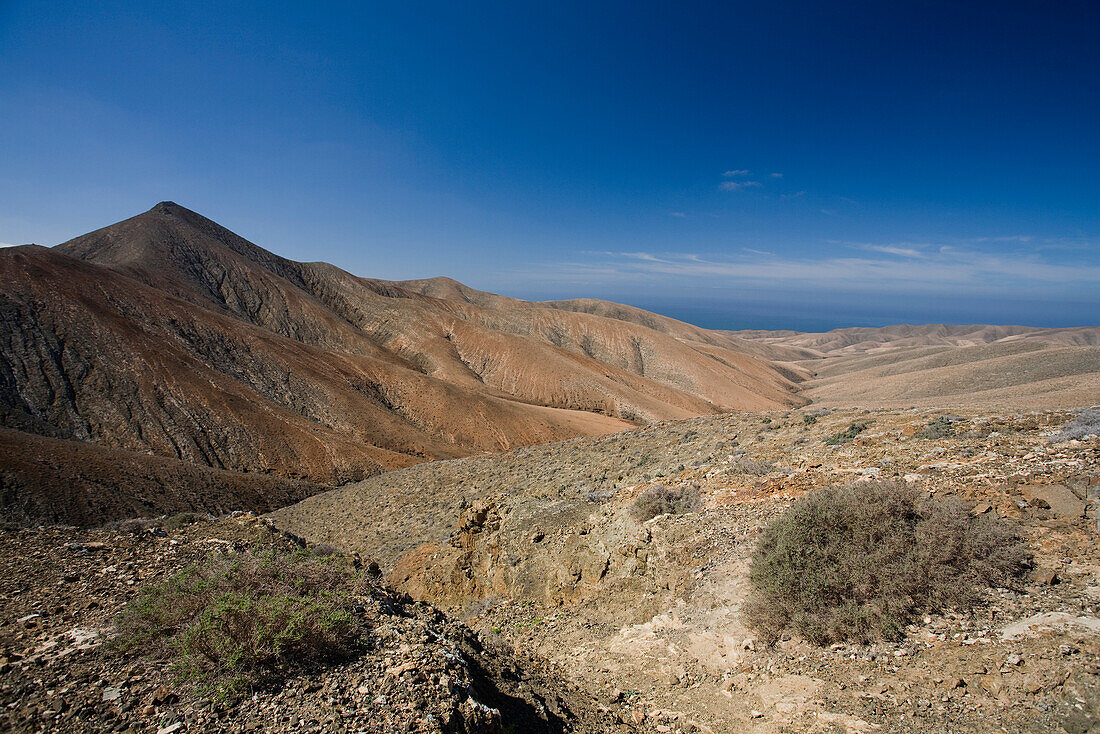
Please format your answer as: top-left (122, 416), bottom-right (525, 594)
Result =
top-left (734, 324), bottom-right (1100, 409)
top-left (734, 323), bottom-right (1100, 356)
top-left (0, 202), bottom-right (803, 523)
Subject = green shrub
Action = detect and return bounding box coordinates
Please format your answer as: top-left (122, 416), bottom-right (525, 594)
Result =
top-left (824, 421), bottom-right (870, 446)
top-left (917, 416), bottom-right (956, 440)
top-left (802, 414), bottom-right (817, 425)
top-left (630, 484), bottom-right (702, 522)
top-left (744, 481), bottom-right (1028, 645)
top-left (115, 546), bottom-right (363, 695)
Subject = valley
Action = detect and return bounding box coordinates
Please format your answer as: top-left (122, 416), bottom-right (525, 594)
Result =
top-left (0, 205), bottom-right (1097, 733)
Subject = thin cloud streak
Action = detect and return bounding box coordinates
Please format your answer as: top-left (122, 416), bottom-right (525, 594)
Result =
top-left (521, 247), bottom-right (1100, 299)
top-left (719, 180), bottom-right (762, 191)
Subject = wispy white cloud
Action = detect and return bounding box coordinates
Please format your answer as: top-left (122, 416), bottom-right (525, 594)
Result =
top-left (722, 169), bottom-right (751, 177)
top-left (781, 190), bottom-right (806, 199)
top-left (668, 211), bottom-right (687, 218)
top-left (720, 180), bottom-right (762, 192)
top-left (967, 235), bottom-right (1033, 243)
top-left (522, 245), bottom-right (1100, 297)
top-left (770, 172), bottom-right (783, 178)
top-left (864, 245), bottom-right (926, 258)
top-left (839, 242), bottom-right (932, 259)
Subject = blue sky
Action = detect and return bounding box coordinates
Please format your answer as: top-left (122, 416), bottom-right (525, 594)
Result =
top-left (1, 1), bottom-right (1097, 330)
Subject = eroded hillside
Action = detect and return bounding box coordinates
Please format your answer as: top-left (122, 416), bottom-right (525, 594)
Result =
top-left (0, 202), bottom-right (804, 524)
top-left (273, 407), bottom-right (1100, 733)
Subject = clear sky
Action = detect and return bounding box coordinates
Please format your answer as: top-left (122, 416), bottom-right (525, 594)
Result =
top-left (2, 1), bottom-right (1098, 330)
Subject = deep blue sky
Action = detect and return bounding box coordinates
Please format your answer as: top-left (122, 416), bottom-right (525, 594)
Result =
top-left (2, 1), bottom-right (1098, 330)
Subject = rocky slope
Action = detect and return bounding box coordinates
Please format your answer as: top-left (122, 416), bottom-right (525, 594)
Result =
top-left (273, 407), bottom-right (1100, 733)
top-left (0, 515), bottom-right (623, 733)
top-left (0, 202), bottom-right (803, 524)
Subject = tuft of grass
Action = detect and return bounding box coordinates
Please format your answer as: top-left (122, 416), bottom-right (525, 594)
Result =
top-left (802, 413), bottom-right (818, 425)
top-left (630, 484), bottom-right (702, 522)
top-left (1049, 408), bottom-right (1100, 443)
top-left (917, 416), bottom-right (956, 440)
top-left (115, 546), bottom-right (364, 695)
top-left (744, 481), bottom-right (1028, 645)
top-left (824, 421), bottom-right (871, 446)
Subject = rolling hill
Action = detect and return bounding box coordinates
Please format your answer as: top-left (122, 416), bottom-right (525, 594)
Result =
top-left (735, 324), bottom-right (1100, 408)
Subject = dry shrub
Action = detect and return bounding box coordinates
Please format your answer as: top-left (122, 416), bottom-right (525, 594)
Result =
top-left (732, 458), bottom-right (776, 476)
top-left (917, 416), bottom-right (956, 440)
top-left (745, 481), bottom-right (1028, 645)
top-left (115, 546), bottom-right (363, 694)
top-left (630, 484), bottom-right (702, 522)
top-left (1050, 408), bottom-right (1100, 443)
top-left (824, 421), bottom-right (870, 446)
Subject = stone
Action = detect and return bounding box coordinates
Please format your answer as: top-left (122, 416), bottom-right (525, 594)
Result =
top-left (1020, 485), bottom-right (1085, 519)
top-left (980, 673), bottom-right (1009, 703)
top-left (101, 686), bottom-right (122, 702)
top-left (1032, 568), bottom-right (1060, 585)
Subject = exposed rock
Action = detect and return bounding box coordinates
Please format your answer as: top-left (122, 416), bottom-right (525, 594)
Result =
top-left (1020, 484), bottom-right (1086, 519)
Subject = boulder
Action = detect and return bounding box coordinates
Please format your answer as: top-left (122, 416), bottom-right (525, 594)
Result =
top-left (1019, 484), bottom-right (1085, 519)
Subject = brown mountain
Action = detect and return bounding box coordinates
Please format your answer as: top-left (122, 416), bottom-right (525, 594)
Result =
top-left (0, 202), bottom-right (804, 523)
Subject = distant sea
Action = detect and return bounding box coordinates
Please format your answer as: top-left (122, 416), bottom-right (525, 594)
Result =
top-left (596, 295), bottom-right (1100, 333)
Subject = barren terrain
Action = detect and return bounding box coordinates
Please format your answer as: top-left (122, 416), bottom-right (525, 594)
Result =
top-left (275, 407), bottom-right (1100, 733)
top-left (2, 203), bottom-right (1098, 733)
top-left (0, 515), bottom-right (622, 733)
top-left (0, 202), bottom-right (803, 524)
top-left (735, 325), bottom-right (1100, 409)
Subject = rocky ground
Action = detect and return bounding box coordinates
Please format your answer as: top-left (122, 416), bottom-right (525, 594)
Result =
top-left (3, 407), bottom-right (1097, 733)
top-left (275, 407), bottom-right (1100, 733)
top-left (0, 515), bottom-right (622, 733)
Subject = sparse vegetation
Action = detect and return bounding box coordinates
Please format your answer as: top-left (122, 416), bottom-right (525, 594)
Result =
top-left (917, 416), bottom-right (956, 440)
top-left (164, 511), bottom-right (212, 530)
top-left (584, 487), bottom-right (616, 503)
top-left (824, 421), bottom-right (871, 445)
top-left (115, 545), bottom-right (363, 695)
top-left (730, 458), bottom-right (776, 476)
top-left (1049, 407), bottom-right (1100, 442)
top-left (744, 481), bottom-right (1029, 645)
top-left (802, 413), bottom-right (818, 425)
top-left (629, 484), bottom-right (702, 521)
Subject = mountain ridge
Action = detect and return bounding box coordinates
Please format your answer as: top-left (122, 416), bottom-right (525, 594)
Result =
top-left (1, 202), bottom-right (804, 524)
